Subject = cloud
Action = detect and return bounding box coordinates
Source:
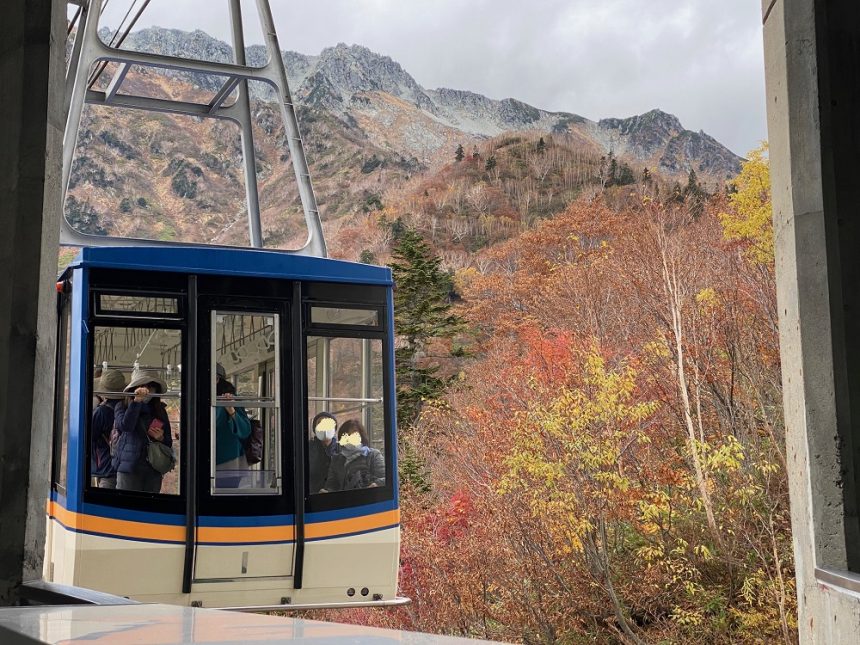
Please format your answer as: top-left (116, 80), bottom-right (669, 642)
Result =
top-left (100, 0), bottom-right (766, 156)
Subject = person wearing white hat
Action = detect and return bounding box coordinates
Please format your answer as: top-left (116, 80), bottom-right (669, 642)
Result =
top-left (113, 369), bottom-right (173, 492)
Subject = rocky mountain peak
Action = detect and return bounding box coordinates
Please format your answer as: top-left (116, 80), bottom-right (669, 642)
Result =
top-left (598, 109), bottom-right (683, 138)
top-left (119, 26), bottom-right (233, 63)
top-left (310, 43), bottom-right (433, 110)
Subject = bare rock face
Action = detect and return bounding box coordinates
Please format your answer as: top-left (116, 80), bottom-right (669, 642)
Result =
top-left (596, 109), bottom-right (742, 180)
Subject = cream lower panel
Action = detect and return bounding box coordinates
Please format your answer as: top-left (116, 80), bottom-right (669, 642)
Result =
top-left (45, 521), bottom-right (400, 609)
top-left (46, 518), bottom-right (77, 586)
top-left (72, 529), bottom-right (186, 598)
top-left (302, 526), bottom-right (400, 589)
top-left (194, 542), bottom-right (294, 580)
top-left (181, 580), bottom-right (399, 608)
top-left (43, 514), bottom-right (54, 581)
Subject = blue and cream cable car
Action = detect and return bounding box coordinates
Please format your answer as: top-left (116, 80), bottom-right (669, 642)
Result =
top-left (46, 0), bottom-right (404, 609)
top-left (48, 247), bottom-right (401, 609)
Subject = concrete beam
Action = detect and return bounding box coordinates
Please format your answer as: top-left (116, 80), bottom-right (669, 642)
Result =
top-left (0, 0), bottom-right (65, 604)
top-left (765, 0), bottom-right (860, 640)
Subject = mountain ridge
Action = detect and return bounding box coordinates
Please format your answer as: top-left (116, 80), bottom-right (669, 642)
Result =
top-left (111, 26), bottom-right (742, 180)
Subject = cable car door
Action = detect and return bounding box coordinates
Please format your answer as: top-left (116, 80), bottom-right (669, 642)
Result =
top-left (193, 296), bottom-right (294, 582)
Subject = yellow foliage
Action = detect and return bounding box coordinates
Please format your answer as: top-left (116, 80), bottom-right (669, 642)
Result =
top-left (695, 287), bottom-right (718, 310)
top-left (499, 346), bottom-right (658, 555)
top-left (453, 267), bottom-right (479, 294)
top-left (720, 143), bottom-right (773, 265)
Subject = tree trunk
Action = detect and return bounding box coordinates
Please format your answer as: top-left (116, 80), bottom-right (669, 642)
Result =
top-left (658, 227), bottom-right (722, 545)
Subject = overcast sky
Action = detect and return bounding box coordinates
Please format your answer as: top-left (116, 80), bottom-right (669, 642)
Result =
top-left (100, 0), bottom-right (766, 156)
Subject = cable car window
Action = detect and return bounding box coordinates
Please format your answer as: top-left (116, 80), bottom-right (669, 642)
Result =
top-left (310, 306), bottom-right (380, 328)
top-left (211, 311), bottom-right (281, 495)
top-left (96, 294), bottom-right (180, 318)
top-left (90, 326), bottom-right (182, 495)
top-left (307, 336), bottom-right (386, 494)
top-left (53, 295), bottom-right (72, 493)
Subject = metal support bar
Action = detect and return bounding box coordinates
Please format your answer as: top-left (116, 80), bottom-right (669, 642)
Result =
top-left (208, 76), bottom-right (241, 113)
top-left (86, 89), bottom-right (240, 121)
top-left (255, 0), bottom-right (326, 257)
top-left (229, 0), bottom-right (263, 248)
top-left (307, 396), bottom-right (383, 404)
top-left (104, 62), bottom-right (130, 102)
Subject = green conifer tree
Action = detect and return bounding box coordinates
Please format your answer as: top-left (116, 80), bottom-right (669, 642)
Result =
top-left (389, 228), bottom-right (462, 427)
top-left (485, 155), bottom-right (497, 172)
top-left (608, 156), bottom-right (619, 186)
top-left (455, 144), bottom-right (465, 162)
top-left (685, 168), bottom-right (702, 196)
top-left (684, 168), bottom-right (706, 217)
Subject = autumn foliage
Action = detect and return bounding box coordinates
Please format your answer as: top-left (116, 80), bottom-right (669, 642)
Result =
top-left (329, 148), bottom-right (791, 643)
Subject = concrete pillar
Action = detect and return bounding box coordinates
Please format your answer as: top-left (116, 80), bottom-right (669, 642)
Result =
top-left (0, 0), bottom-right (65, 604)
top-left (764, 0), bottom-right (860, 641)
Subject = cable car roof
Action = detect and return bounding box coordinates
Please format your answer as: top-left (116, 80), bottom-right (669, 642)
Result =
top-left (63, 246), bottom-right (393, 286)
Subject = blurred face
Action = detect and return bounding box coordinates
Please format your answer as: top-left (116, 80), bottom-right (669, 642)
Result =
top-left (314, 417), bottom-right (336, 444)
top-left (340, 432), bottom-right (362, 447)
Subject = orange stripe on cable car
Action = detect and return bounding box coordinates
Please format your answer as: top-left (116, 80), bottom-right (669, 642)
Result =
top-left (196, 525), bottom-right (294, 543)
top-left (47, 501), bottom-right (399, 544)
top-left (48, 501), bottom-right (186, 543)
top-left (305, 509), bottom-right (400, 540)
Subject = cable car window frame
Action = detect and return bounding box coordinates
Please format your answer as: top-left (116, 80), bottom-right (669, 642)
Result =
top-left (85, 287), bottom-right (187, 505)
top-left (308, 304), bottom-right (383, 330)
top-left (303, 303), bottom-right (394, 512)
top-left (52, 287), bottom-right (73, 495)
top-left (94, 290), bottom-right (183, 321)
top-left (209, 309), bottom-right (283, 497)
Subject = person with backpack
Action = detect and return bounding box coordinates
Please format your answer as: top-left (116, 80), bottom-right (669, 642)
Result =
top-left (319, 419), bottom-right (385, 492)
top-left (91, 368), bottom-right (126, 489)
top-left (113, 369), bottom-right (173, 493)
top-left (214, 363), bottom-right (252, 487)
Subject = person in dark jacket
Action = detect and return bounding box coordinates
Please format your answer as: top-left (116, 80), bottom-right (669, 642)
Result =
top-left (320, 419), bottom-right (384, 493)
top-left (91, 368), bottom-right (126, 489)
top-left (113, 369), bottom-right (172, 493)
top-left (309, 412), bottom-right (339, 494)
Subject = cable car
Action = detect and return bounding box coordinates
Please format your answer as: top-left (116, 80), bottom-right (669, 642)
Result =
top-left (47, 247), bottom-right (401, 609)
top-left (46, 0), bottom-right (404, 609)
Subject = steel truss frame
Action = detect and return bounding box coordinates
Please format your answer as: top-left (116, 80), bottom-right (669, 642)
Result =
top-left (63, 0), bottom-right (326, 256)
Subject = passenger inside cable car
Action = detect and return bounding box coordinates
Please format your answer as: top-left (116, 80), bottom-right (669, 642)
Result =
top-left (114, 369), bottom-right (174, 493)
top-left (319, 419), bottom-right (385, 493)
top-left (309, 412), bottom-right (340, 494)
top-left (214, 363), bottom-right (252, 488)
top-left (90, 369), bottom-right (126, 489)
